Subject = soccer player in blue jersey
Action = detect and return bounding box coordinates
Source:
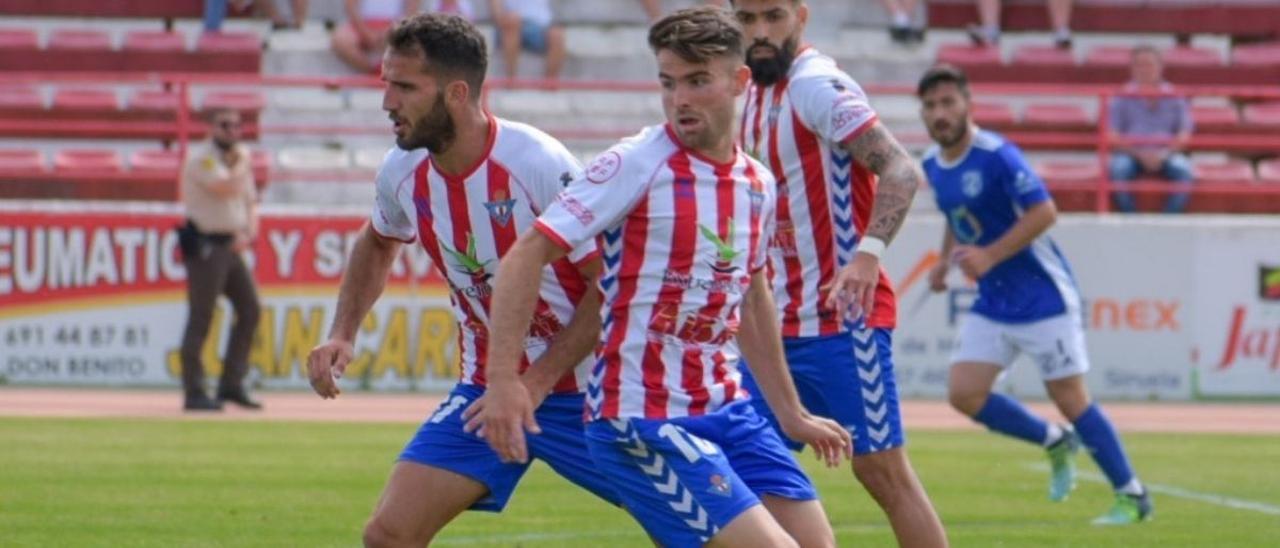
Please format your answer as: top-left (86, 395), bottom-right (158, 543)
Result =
top-left (916, 64), bottom-right (1153, 525)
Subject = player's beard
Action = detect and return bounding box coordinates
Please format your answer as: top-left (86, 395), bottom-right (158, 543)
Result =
top-left (398, 92), bottom-right (455, 154)
top-left (931, 112), bottom-right (970, 149)
top-left (746, 36), bottom-right (798, 87)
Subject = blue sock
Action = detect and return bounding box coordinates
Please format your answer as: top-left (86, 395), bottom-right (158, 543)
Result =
top-left (1073, 403), bottom-right (1137, 490)
top-left (973, 393), bottom-right (1049, 446)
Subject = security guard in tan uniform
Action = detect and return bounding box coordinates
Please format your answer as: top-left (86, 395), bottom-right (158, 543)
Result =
top-left (177, 107), bottom-right (262, 411)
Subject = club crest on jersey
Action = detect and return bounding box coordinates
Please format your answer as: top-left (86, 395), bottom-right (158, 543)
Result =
top-left (484, 191), bottom-right (516, 227)
top-left (699, 221), bottom-right (742, 274)
top-left (586, 150), bottom-right (622, 184)
top-left (440, 232), bottom-right (493, 282)
top-left (674, 176), bottom-right (695, 199)
top-left (961, 170), bottom-right (984, 197)
top-left (707, 474), bottom-right (732, 497)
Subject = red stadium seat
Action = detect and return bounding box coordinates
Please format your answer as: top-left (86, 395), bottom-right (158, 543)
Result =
top-left (1191, 104), bottom-right (1239, 132)
top-left (0, 148), bottom-right (44, 174)
top-left (53, 149), bottom-right (124, 199)
top-left (1038, 159), bottom-right (1101, 183)
top-left (128, 89), bottom-right (181, 119)
top-left (1242, 102), bottom-right (1280, 127)
top-left (1011, 45), bottom-right (1075, 68)
top-left (971, 102), bottom-right (1017, 130)
top-left (0, 148), bottom-right (49, 199)
top-left (937, 43), bottom-right (1001, 66)
top-left (194, 31), bottom-right (262, 73)
top-left (129, 149), bottom-right (183, 200)
top-left (122, 30), bottom-right (187, 73)
top-left (1083, 46), bottom-right (1132, 69)
top-left (1232, 42), bottom-right (1280, 68)
top-left (0, 28), bottom-right (40, 71)
top-left (0, 86), bottom-right (43, 117)
top-left (1194, 158), bottom-right (1255, 184)
top-left (1257, 158), bottom-right (1280, 183)
top-left (47, 29), bottom-right (115, 72)
top-left (202, 90), bottom-right (265, 113)
top-left (51, 88), bottom-right (118, 117)
top-left (1022, 103), bottom-right (1092, 131)
top-left (1164, 47), bottom-right (1224, 68)
top-left (130, 149), bottom-right (182, 173)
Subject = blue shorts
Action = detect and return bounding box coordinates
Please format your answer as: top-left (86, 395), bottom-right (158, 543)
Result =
top-left (498, 18), bottom-right (550, 53)
top-left (399, 384), bottom-right (620, 512)
top-left (585, 400), bottom-right (818, 547)
top-left (741, 326), bottom-right (905, 455)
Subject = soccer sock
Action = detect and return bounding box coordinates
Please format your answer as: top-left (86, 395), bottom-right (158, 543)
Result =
top-left (1073, 403), bottom-right (1138, 491)
top-left (1043, 422), bottom-right (1065, 447)
top-left (973, 393), bottom-right (1049, 446)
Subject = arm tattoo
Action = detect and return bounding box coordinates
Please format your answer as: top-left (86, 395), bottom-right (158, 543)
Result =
top-left (844, 123), bottom-right (922, 245)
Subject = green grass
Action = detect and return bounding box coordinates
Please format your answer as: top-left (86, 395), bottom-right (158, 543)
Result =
top-left (1, 418), bottom-right (1277, 547)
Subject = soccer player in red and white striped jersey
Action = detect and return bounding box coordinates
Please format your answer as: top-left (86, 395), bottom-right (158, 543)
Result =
top-left (732, 1), bottom-right (948, 546)
top-left (303, 14), bottom-right (620, 545)
top-left (480, 8), bottom-right (849, 547)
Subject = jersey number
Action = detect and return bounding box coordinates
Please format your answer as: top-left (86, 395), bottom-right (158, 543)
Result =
top-left (657, 424), bottom-right (719, 463)
top-left (429, 395), bottom-right (469, 424)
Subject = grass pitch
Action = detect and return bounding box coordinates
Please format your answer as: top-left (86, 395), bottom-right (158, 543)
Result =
top-left (1, 417), bottom-right (1277, 547)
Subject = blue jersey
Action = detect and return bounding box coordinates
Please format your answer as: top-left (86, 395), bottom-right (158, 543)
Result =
top-left (921, 129), bottom-right (1079, 323)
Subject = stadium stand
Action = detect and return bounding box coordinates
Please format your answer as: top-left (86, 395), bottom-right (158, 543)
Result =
top-left (0, 0), bottom-right (1277, 214)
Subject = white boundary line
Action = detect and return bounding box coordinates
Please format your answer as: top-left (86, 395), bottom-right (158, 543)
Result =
top-left (1025, 463), bottom-right (1280, 516)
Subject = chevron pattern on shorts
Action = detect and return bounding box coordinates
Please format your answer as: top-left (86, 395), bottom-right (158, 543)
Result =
top-left (850, 324), bottom-right (892, 451)
top-left (609, 419), bottom-right (718, 542)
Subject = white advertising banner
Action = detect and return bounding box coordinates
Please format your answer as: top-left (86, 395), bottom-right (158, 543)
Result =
top-left (881, 214), bottom-right (1280, 400)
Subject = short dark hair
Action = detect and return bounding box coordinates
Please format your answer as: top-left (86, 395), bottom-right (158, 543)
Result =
top-left (917, 64), bottom-right (970, 97)
top-left (1131, 44), bottom-right (1161, 61)
top-left (386, 13), bottom-right (487, 98)
top-left (648, 6), bottom-right (745, 64)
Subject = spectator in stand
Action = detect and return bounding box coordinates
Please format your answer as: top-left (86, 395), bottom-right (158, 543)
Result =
top-left (489, 0), bottom-right (565, 80)
top-left (430, 0), bottom-right (473, 19)
top-left (881, 0), bottom-right (924, 45)
top-left (968, 0), bottom-right (1073, 49)
top-left (204, 0), bottom-right (310, 31)
top-left (637, 0), bottom-right (726, 22)
top-left (332, 0), bottom-right (424, 73)
top-left (1108, 45), bottom-right (1195, 213)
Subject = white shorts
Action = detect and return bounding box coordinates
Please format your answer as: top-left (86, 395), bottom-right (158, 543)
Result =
top-left (950, 311), bottom-right (1090, 381)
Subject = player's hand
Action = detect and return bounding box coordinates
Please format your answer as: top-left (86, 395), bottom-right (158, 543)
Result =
top-left (462, 377), bottom-right (551, 437)
top-left (824, 252), bottom-right (878, 324)
top-left (232, 232), bottom-right (251, 253)
top-left (306, 339), bottom-right (353, 399)
top-left (778, 411), bottom-right (852, 468)
top-left (927, 261), bottom-right (949, 293)
top-left (475, 377), bottom-right (541, 464)
top-left (952, 245), bottom-right (996, 280)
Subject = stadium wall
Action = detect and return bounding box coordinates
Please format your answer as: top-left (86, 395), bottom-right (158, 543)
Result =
top-left (1, 201), bottom-right (1277, 400)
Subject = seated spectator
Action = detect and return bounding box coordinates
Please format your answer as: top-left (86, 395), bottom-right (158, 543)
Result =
top-left (204, 0), bottom-right (309, 31)
top-left (1108, 45), bottom-right (1195, 213)
top-left (331, 0), bottom-right (422, 73)
top-left (490, 0), bottom-right (566, 81)
top-left (430, 0), bottom-right (473, 19)
top-left (968, 0), bottom-right (1073, 49)
top-left (638, 0), bottom-right (725, 22)
top-left (881, 0), bottom-right (924, 45)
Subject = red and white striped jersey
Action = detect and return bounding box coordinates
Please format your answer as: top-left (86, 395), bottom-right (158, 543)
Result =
top-left (535, 124), bottom-right (776, 420)
top-left (739, 47), bottom-right (897, 336)
top-left (370, 114), bottom-right (597, 393)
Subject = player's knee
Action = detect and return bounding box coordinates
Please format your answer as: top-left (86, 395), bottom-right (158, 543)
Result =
top-left (852, 453), bottom-right (913, 502)
top-left (362, 515), bottom-right (426, 548)
top-left (947, 388), bottom-right (986, 417)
